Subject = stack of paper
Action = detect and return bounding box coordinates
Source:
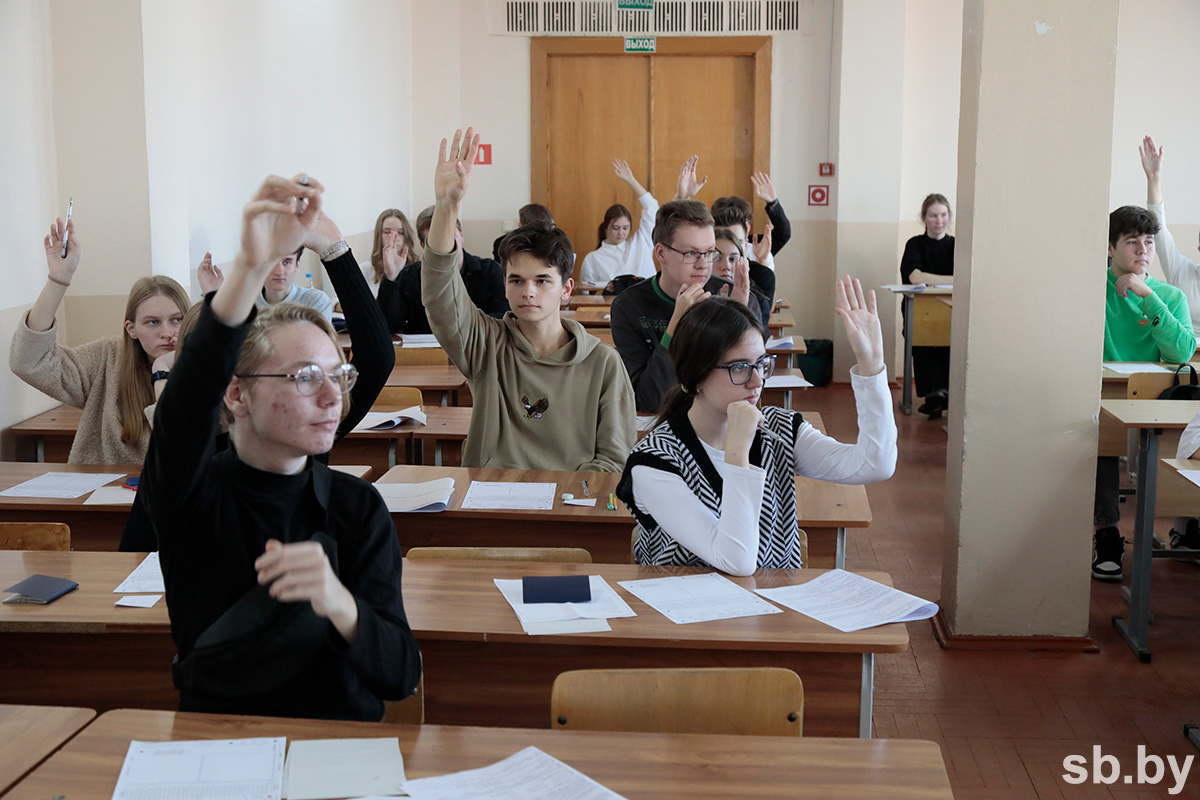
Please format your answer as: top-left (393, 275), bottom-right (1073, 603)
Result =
top-left (765, 335), bottom-right (795, 349)
top-left (84, 486), bottom-right (137, 505)
top-left (112, 738), bottom-right (285, 800)
top-left (404, 746), bottom-right (627, 799)
top-left (375, 478), bottom-right (455, 512)
top-left (0, 472), bottom-right (123, 499)
top-left (755, 569), bottom-right (938, 632)
top-left (494, 575), bottom-right (636, 635)
top-left (400, 333), bottom-right (442, 348)
top-left (283, 738), bottom-right (405, 799)
top-left (112, 552), bottom-right (165, 607)
top-left (618, 573), bottom-right (782, 624)
top-left (461, 481), bottom-right (556, 510)
top-left (352, 405), bottom-right (427, 431)
top-left (765, 373), bottom-right (813, 389)
top-left (1101, 361), bottom-right (1173, 375)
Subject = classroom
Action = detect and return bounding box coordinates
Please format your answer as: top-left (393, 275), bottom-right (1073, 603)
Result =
top-left (3, 1), bottom-right (1200, 798)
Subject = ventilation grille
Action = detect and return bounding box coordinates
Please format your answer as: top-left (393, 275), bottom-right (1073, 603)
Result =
top-left (493, 0), bottom-right (802, 35)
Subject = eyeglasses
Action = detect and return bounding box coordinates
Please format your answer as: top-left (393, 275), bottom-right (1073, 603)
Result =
top-left (236, 363), bottom-right (358, 396)
top-left (662, 242), bottom-right (721, 265)
top-left (714, 355), bottom-right (775, 386)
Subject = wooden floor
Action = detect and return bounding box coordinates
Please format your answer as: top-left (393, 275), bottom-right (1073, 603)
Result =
top-left (805, 383), bottom-right (1200, 800)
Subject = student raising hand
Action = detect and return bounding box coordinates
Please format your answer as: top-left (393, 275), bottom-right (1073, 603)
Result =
top-left (834, 275), bottom-right (884, 376)
top-left (673, 154), bottom-right (708, 201)
top-left (197, 252), bottom-right (222, 294)
top-left (44, 217), bottom-right (80, 288)
top-left (428, 127), bottom-right (480, 256)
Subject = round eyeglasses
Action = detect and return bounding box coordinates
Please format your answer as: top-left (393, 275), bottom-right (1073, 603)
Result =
top-left (236, 362), bottom-right (358, 396)
top-left (661, 242), bottom-right (721, 265)
top-left (714, 355), bottom-right (775, 386)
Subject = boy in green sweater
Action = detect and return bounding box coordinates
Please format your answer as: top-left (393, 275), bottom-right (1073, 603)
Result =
top-left (1093, 205), bottom-right (1195, 580)
top-left (422, 127), bottom-right (636, 472)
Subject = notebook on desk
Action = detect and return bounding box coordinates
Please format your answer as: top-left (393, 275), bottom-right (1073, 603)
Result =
top-left (3, 573), bottom-right (79, 605)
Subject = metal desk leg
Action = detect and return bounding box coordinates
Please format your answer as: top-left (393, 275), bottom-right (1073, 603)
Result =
top-left (1113, 425), bottom-right (1158, 662)
top-left (901, 295), bottom-right (914, 415)
top-left (860, 653), bottom-right (875, 738)
top-left (435, 439), bottom-right (444, 468)
top-left (835, 527), bottom-right (847, 570)
top-left (440, 390), bottom-right (449, 407)
top-left (388, 439), bottom-right (397, 469)
top-left (36, 436), bottom-right (45, 463)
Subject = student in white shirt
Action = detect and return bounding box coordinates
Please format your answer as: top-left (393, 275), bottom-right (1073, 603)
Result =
top-left (579, 159), bottom-right (659, 285)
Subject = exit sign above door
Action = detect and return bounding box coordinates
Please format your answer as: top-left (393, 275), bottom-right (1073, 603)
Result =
top-left (624, 36), bottom-right (656, 53)
top-left (617, 0), bottom-right (654, 9)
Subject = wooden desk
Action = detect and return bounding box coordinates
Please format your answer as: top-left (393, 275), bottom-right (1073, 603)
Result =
top-left (1099, 399), bottom-right (1200, 661)
top-left (567, 293), bottom-right (612, 308)
top-left (767, 335), bottom-right (808, 370)
top-left (0, 551), bottom-right (176, 711)
top-left (404, 558), bottom-right (908, 738)
top-left (332, 406), bottom-right (473, 472)
top-left (0, 704), bottom-right (96, 796)
top-left (0, 463), bottom-right (141, 550)
top-left (767, 311), bottom-right (795, 335)
top-left (386, 365), bottom-right (468, 406)
top-left (569, 308), bottom-right (792, 336)
top-left (8, 404), bottom-right (81, 462)
top-left (7, 709), bottom-right (953, 800)
top-left (890, 286), bottom-right (952, 415)
top-left (761, 368), bottom-right (810, 410)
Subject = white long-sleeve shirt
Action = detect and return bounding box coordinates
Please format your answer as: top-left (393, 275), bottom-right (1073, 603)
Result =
top-left (579, 192), bottom-right (660, 285)
top-left (1149, 202), bottom-right (1200, 336)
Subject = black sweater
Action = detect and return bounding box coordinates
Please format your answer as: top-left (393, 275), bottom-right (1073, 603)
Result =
top-left (900, 234), bottom-right (955, 284)
top-left (139, 298), bottom-right (421, 721)
top-left (376, 250), bottom-right (509, 334)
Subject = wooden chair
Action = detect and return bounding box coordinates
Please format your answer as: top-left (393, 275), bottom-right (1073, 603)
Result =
top-left (1127, 372), bottom-right (1175, 399)
top-left (0, 522), bottom-right (70, 551)
top-left (551, 667), bottom-right (804, 737)
top-left (381, 676), bottom-right (424, 725)
top-left (372, 386), bottom-right (423, 411)
top-left (393, 345), bottom-right (449, 366)
top-left (406, 546), bottom-right (592, 563)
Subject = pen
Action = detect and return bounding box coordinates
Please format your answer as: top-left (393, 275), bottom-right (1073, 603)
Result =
top-left (607, 492), bottom-right (616, 511)
top-left (60, 197), bottom-right (73, 258)
top-left (581, 480), bottom-right (589, 497)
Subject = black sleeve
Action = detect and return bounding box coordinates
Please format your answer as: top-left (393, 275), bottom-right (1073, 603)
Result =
top-left (765, 199), bottom-right (791, 256)
top-left (140, 299), bottom-right (252, 545)
top-left (376, 273), bottom-right (406, 334)
top-left (749, 261), bottom-right (776, 311)
top-left (481, 258), bottom-right (511, 319)
top-left (323, 249), bottom-right (394, 439)
top-left (610, 293), bottom-right (676, 414)
top-left (900, 237), bottom-right (922, 284)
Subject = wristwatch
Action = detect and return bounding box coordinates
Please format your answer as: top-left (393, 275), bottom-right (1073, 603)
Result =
top-left (151, 369), bottom-right (171, 382)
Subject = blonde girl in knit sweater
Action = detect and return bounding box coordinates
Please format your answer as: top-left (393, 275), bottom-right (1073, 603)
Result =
top-left (10, 216), bottom-right (190, 464)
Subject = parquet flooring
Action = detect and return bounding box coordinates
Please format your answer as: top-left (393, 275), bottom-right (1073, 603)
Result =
top-left (802, 383), bottom-right (1200, 799)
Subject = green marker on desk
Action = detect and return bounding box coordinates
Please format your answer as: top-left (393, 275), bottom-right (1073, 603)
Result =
top-left (607, 492), bottom-right (616, 511)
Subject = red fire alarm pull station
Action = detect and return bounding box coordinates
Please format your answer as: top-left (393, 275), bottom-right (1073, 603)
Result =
top-left (819, 162), bottom-right (835, 177)
top-left (474, 144), bottom-right (492, 165)
top-left (808, 185), bottom-right (829, 206)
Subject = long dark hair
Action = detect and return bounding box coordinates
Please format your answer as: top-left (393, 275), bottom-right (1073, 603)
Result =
top-left (653, 296), bottom-right (767, 427)
top-left (597, 204), bottom-right (631, 248)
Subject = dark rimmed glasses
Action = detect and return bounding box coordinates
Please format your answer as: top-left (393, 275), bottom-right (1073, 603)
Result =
top-left (714, 355), bottom-right (775, 385)
top-left (661, 242), bottom-right (721, 265)
top-left (236, 362), bottom-right (358, 396)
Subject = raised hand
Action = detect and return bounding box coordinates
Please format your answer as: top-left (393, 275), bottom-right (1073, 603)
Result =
top-left (732, 254), bottom-right (751, 306)
top-left (302, 210), bottom-right (345, 256)
top-left (750, 171), bottom-right (777, 203)
top-left (255, 539), bottom-right (358, 641)
top-left (239, 174), bottom-right (323, 271)
top-left (674, 154), bottom-right (708, 201)
top-left (1139, 135), bottom-right (1163, 178)
top-left (613, 158), bottom-right (634, 183)
top-left (197, 252), bottom-right (223, 294)
top-left (381, 231), bottom-right (407, 280)
top-left (435, 127), bottom-right (480, 207)
top-left (44, 217), bottom-right (80, 286)
top-left (666, 281), bottom-right (710, 336)
top-left (834, 275), bottom-right (884, 376)
top-left (753, 223), bottom-right (773, 264)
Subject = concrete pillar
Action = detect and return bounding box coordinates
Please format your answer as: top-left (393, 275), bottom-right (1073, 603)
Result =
top-left (941, 0), bottom-right (1118, 637)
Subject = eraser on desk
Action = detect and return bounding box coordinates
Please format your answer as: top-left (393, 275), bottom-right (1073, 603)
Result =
top-left (522, 575), bottom-right (591, 604)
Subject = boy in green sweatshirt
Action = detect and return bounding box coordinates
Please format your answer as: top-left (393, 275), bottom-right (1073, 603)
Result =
top-left (1093, 205), bottom-right (1195, 581)
top-left (422, 127), bottom-right (636, 472)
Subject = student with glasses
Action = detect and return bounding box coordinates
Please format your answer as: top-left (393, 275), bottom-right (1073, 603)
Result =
top-left (616, 278), bottom-right (897, 576)
top-left (140, 174), bottom-right (421, 720)
top-left (610, 196), bottom-right (755, 413)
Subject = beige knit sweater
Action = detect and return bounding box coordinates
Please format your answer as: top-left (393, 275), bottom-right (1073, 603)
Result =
top-left (10, 313), bottom-right (149, 464)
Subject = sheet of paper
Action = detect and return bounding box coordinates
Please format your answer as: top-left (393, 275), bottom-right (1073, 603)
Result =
top-left (83, 486), bottom-right (137, 505)
top-left (400, 333), bottom-right (441, 348)
top-left (116, 594), bottom-right (161, 608)
top-left (494, 576), bottom-right (636, 625)
top-left (618, 572), bottom-right (783, 625)
top-left (353, 406), bottom-right (427, 431)
top-left (522, 618), bottom-right (612, 635)
top-left (112, 737), bottom-right (286, 800)
top-left (403, 746), bottom-right (627, 800)
top-left (755, 569), bottom-right (938, 632)
top-left (284, 738), bottom-right (406, 800)
top-left (765, 335), bottom-right (795, 349)
top-left (1178, 469), bottom-right (1200, 489)
top-left (635, 415), bottom-right (657, 432)
top-left (113, 552), bottom-right (165, 594)
top-left (1102, 361), bottom-right (1173, 375)
top-left (564, 498), bottom-right (596, 507)
top-left (881, 283), bottom-right (923, 292)
top-left (0, 471), bottom-right (123, 499)
top-left (461, 481), bottom-right (556, 511)
top-left (374, 479), bottom-right (455, 513)
top-left (765, 373), bottom-right (813, 388)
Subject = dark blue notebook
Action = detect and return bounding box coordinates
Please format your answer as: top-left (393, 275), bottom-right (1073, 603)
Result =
top-left (3, 574), bottom-right (79, 605)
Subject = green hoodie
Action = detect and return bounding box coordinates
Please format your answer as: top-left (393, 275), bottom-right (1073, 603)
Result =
top-left (422, 246), bottom-right (635, 471)
top-left (1104, 268), bottom-right (1195, 363)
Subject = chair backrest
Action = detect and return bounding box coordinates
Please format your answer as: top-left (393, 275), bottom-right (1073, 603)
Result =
top-left (1128, 372), bottom-right (1176, 399)
top-left (382, 676), bottom-right (424, 724)
top-left (373, 386), bottom-right (423, 411)
top-left (394, 345), bottom-right (449, 366)
top-left (0, 522), bottom-right (70, 551)
top-left (406, 546), bottom-right (592, 563)
top-left (551, 667), bottom-right (804, 737)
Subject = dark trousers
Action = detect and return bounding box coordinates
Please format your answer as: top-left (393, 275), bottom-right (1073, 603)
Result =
top-left (1094, 455), bottom-right (1120, 527)
top-left (912, 346), bottom-right (950, 398)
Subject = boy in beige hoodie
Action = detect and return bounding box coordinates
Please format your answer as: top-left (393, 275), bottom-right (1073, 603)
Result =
top-left (422, 127), bottom-right (636, 471)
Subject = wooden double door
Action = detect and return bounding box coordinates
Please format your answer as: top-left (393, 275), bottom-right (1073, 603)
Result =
top-left (532, 37), bottom-right (772, 279)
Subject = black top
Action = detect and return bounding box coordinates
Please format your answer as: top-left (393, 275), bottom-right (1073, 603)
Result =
top-left (764, 198), bottom-right (792, 256)
top-left (376, 250), bottom-right (509, 334)
top-left (140, 298), bottom-right (421, 721)
top-left (119, 247), bottom-right (393, 552)
top-left (900, 234), bottom-right (955, 284)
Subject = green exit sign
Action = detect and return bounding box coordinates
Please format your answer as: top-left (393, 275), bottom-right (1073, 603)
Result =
top-left (624, 36), bottom-right (657, 53)
top-left (618, 0), bottom-right (654, 9)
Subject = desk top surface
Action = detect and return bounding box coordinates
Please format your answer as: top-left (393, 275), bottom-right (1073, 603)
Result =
top-left (0, 462), bottom-right (140, 511)
top-left (0, 703), bottom-right (96, 796)
top-left (344, 406), bottom-right (472, 440)
top-left (386, 364), bottom-right (468, 389)
top-left (7, 708), bottom-right (953, 800)
top-left (8, 404), bottom-right (82, 435)
top-left (1098, 399), bottom-right (1200, 427)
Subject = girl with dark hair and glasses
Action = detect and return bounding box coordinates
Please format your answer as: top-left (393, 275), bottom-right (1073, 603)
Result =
top-left (616, 279), bottom-right (897, 576)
